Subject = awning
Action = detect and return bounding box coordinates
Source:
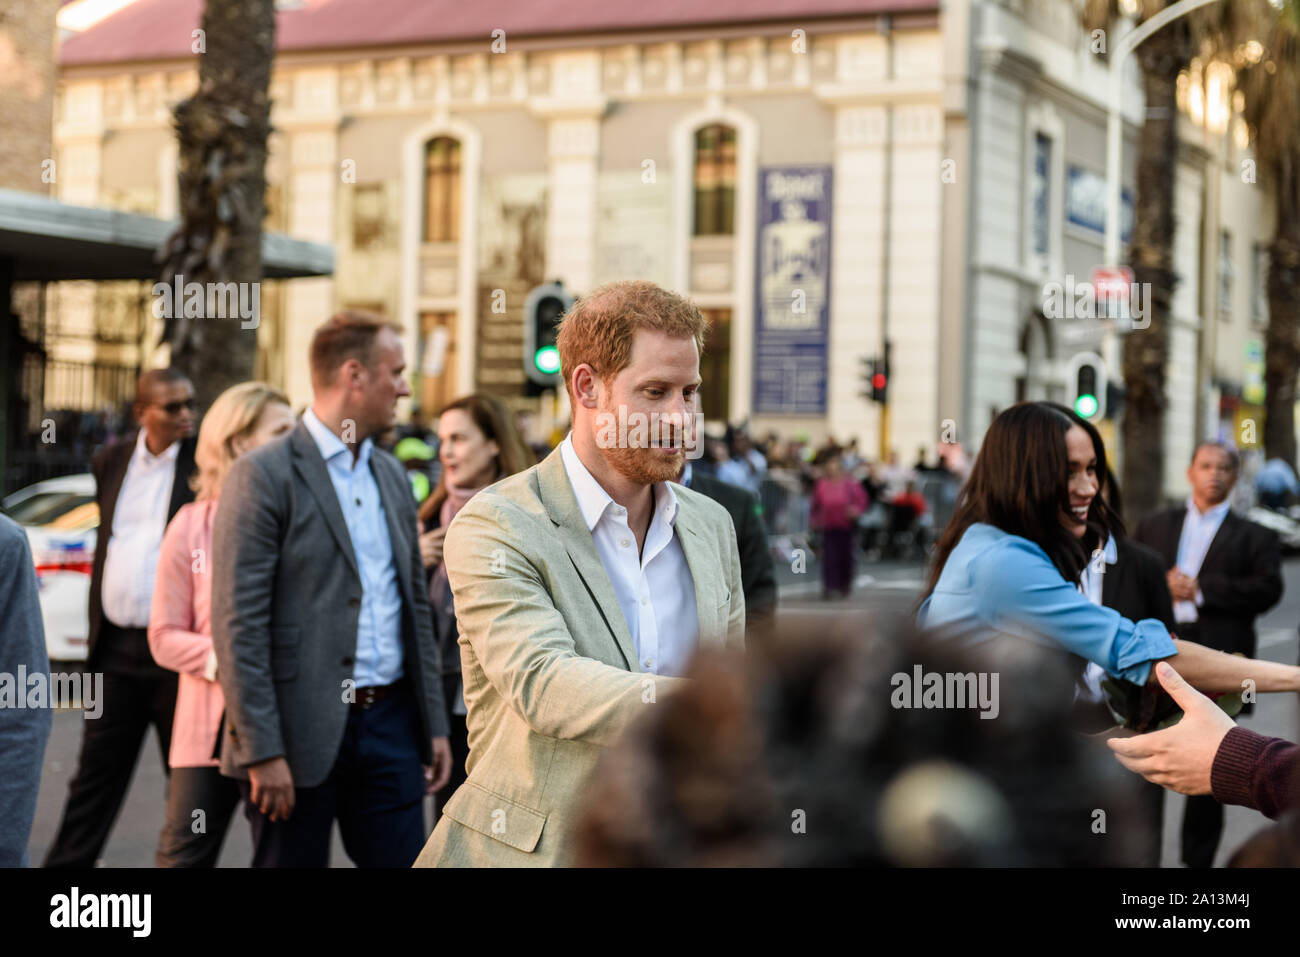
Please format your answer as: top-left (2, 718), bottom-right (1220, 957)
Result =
top-left (0, 188), bottom-right (333, 281)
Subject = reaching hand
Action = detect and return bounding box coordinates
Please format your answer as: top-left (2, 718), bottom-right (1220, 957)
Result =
top-left (1106, 661), bottom-right (1235, 795)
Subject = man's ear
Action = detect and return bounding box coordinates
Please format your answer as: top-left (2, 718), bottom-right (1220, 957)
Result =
top-left (572, 364), bottom-right (601, 410)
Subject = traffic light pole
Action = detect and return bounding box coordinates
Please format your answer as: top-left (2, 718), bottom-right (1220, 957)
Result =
top-left (878, 339), bottom-right (891, 462)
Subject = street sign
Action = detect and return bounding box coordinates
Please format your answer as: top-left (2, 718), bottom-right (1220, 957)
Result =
top-left (1091, 265), bottom-right (1133, 322)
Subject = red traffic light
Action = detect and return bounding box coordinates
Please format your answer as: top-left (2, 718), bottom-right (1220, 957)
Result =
top-left (872, 373), bottom-right (887, 390)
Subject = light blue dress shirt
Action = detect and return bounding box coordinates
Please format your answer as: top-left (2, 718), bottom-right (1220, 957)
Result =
top-left (302, 408), bottom-right (405, 687)
top-left (1173, 497), bottom-right (1231, 623)
top-left (917, 523), bottom-right (1177, 685)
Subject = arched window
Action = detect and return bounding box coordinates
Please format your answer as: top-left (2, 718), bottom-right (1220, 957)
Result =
top-left (423, 137), bottom-right (461, 242)
top-left (693, 124), bottom-right (736, 236)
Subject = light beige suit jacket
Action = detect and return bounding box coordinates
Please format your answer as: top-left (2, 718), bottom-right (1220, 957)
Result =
top-left (413, 446), bottom-right (745, 867)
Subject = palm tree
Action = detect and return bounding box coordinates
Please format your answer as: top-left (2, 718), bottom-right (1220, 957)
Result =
top-left (157, 0), bottom-right (277, 410)
top-left (1192, 0), bottom-right (1300, 467)
top-left (1082, 0), bottom-right (1194, 519)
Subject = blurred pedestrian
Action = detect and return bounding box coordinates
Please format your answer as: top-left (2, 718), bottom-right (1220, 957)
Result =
top-left (211, 311), bottom-right (452, 867)
top-left (1255, 457), bottom-right (1299, 511)
top-left (1133, 440), bottom-right (1283, 868)
top-left (148, 382), bottom-right (294, 867)
top-left (575, 610), bottom-right (1147, 866)
top-left (416, 394), bottom-right (534, 820)
top-left (44, 368), bottom-right (197, 868)
top-left (810, 450), bottom-right (867, 598)
top-left (678, 458), bottom-right (778, 641)
top-left (0, 514), bottom-right (52, 867)
top-left (414, 280), bottom-right (744, 867)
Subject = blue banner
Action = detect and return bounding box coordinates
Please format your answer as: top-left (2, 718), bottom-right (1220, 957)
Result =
top-left (753, 165), bottom-right (831, 416)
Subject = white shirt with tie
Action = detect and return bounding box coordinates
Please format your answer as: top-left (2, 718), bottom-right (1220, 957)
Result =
top-left (559, 434), bottom-right (699, 677)
top-left (1173, 497), bottom-right (1231, 624)
top-left (101, 431), bottom-right (180, 629)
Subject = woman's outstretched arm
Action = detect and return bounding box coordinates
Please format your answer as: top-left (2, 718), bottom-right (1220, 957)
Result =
top-left (1156, 639), bottom-right (1300, 695)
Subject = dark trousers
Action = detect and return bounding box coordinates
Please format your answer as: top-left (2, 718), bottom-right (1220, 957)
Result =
top-left (237, 682), bottom-right (426, 867)
top-left (43, 621), bottom-right (178, 868)
top-left (433, 673), bottom-right (469, 822)
top-left (820, 527), bottom-right (856, 595)
top-left (156, 765), bottom-right (241, 867)
top-left (1182, 794), bottom-right (1224, 868)
top-left (1134, 779), bottom-right (1166, 868)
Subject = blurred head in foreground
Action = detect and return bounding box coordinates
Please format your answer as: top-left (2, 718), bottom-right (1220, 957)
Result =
top-left (575, 610), bottom-right (1146, 866)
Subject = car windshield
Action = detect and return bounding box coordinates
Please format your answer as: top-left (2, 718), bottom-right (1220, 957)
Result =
top-left (4, 492), bottom-right (96, 527)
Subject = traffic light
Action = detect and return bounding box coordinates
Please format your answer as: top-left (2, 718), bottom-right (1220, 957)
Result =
top-left (859, 350), bottom-right (890, 404)
top-left (1067, 352), bottom-right (1107, 420)
top-left (523, 281), bottom-right (574, 390)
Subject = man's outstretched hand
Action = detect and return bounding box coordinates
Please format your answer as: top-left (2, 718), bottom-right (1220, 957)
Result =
top-left (1106, 661), bottom-right (1235, 795)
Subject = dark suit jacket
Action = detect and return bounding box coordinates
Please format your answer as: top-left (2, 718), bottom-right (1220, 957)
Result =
top-left (1103, 538), bottom-right (1177, 632)
top-left (1134, 507), bottom-right (1283, 656)
top-left (210, 421), bottom-right (448, 788)
top-left (686, 472), bottom-right (777, 635)
top-left (88, 432), bottom-right (196, 664)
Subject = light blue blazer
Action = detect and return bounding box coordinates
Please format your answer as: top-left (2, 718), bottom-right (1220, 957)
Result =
top-left (917, 523), bottom-right (1176, 685)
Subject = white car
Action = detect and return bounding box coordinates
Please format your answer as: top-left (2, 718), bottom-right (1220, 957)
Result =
top-left (3, 474), bottom-right (97, 663)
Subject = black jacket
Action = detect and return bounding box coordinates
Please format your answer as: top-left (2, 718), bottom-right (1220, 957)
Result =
top-left (1104, 537), bottom-right (1177, 631)
top-left (1134, 507), bottom-right (1283, 656)
top-left (88, 432), bottom-right (196, 664)
top-left (685, 472), bottom-right (778, 637)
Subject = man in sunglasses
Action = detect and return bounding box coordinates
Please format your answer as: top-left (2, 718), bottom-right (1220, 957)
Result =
top-left (44, 368), bottom-right (198, 867)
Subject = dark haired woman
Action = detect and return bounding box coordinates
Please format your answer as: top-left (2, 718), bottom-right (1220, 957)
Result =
top-left (917, 402), bottom-right (1300, 702)
top-left (417, 394), bottom-right (534, 818)
top-left (1042, 403), bottom-right (1175, 866)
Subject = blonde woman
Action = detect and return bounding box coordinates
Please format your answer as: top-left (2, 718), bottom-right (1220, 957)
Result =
top-left (148, 382), bottom-right (294, 867)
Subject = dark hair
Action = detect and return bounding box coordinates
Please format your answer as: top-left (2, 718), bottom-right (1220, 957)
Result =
top-left (309, 309), bottom-right (404, 391)
top-left (574, 609), bottom-right (1145, 866)
top-left (1040, 402), bottom-right (1126, 544)
top-left (1190, 440), bottom-right (1240, 472)
top-left (922, 402), bottom-right (1095, 600)
top-left (134, 367), bottom-right (190, 405)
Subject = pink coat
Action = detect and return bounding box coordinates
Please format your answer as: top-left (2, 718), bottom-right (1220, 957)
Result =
top-left (148, 500), bottom-right (223, 769)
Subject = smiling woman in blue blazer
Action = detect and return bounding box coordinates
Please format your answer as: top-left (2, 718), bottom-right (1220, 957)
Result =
top-left (917, 403), bottom-right (1300, 699)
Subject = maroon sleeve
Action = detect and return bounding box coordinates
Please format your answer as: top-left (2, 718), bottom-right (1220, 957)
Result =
top-left (1210, 726), bottom-right (1300, 820)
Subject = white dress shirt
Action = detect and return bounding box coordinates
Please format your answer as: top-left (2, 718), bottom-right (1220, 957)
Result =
top-left (1076, 533), bottom-right (1118, 703)
top-left (101, 431), bottom-right (180, 628)
top-left (1173, 497), bottom-right (1231, 623)
top-left (559, 435), bottom-right (699, 677)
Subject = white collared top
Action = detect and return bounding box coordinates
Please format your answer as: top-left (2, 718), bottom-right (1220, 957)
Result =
top-left (559, 434), bottom-right (699, 677)
top-left (1173, 496), bottom-right (1231, 623)
top-left (101, 430), bottom-right (180, 628)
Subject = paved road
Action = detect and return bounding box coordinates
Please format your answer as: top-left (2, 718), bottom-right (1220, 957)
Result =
top-left (27, 554), bottom-right (1300, 868)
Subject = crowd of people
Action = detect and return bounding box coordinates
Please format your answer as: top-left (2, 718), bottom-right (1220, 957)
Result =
top-left (0, 278), bottom-right (1297, 869)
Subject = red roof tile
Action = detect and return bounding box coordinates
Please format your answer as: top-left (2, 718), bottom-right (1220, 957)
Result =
top-left (60, 0), bottom-right (938, 66)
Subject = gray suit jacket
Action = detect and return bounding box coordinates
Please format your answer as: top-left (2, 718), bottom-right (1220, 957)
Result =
top-left (211, 420), bottom-right (448, 788)
top-left (414, 447), bottom-right (745, 867)
top-left (0, 515), bottom-right (52, 867)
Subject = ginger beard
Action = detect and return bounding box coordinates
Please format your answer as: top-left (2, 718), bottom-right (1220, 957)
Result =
top-left (594, 394), bottom-right (691, 486)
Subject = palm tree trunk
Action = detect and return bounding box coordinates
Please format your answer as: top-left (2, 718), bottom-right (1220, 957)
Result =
top-left (158, 0), bottom-right (276, 411)
top-left (1264, 166), bottom-right (1300, 467)
top-left (1120, 28), bottom-right (1185, 520)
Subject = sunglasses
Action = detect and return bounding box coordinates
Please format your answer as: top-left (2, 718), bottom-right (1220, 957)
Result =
top-left (155, 398), bottom-right (197, 415)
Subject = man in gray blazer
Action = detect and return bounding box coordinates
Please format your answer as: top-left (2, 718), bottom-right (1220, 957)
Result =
top-left (0, 514), bottom-right (52, 867)
top-left (211, 311), bottom-right (451, 867)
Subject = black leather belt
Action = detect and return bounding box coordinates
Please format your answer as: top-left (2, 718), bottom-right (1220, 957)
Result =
top-left (351, 679), bottom-right (403, 711)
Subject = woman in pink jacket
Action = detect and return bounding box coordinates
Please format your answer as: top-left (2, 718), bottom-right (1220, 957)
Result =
top-left (148, 382), bottom-right (294, 867)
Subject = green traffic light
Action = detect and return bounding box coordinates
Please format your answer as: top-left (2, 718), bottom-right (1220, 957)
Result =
top-left (534, 345), bottom-right (561, 375)
top-left (1075, 393), bottom-right (1099, 418)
